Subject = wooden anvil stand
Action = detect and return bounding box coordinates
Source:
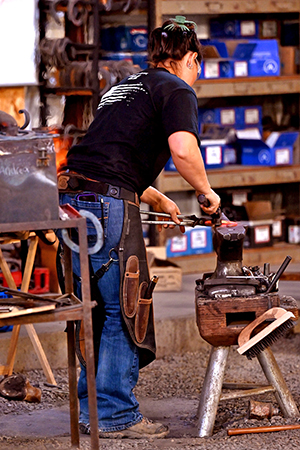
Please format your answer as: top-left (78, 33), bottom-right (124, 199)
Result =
top-left (194, 221), bottom-right (299, 437)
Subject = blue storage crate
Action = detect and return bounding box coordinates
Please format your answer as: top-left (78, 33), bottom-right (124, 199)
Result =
top-left (129, 27), bottom-right (148, 51)
top-left (201, 143), bottom-right (225, 169)
top-left (233, 40), bottom-right (280, 77)
top-left (0, 291), bottom-right (13, 332)
top-left (166, 226), bottom-right (213, 257)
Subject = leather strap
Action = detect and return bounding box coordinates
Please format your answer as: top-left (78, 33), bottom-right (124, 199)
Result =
top-left (58, 171), bottom-right (139, 205)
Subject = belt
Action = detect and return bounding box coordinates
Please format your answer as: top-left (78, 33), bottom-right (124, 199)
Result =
top-left (58, 171), bottom-right (139, 205)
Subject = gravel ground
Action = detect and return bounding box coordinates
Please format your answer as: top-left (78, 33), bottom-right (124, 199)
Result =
top-left (0, 332), bottom-right (300, 449)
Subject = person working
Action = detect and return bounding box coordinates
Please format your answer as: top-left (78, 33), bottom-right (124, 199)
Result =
top-left (57, 15), bottom-right (220, 439)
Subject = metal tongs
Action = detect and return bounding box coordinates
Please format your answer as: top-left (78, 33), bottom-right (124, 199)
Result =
top-left (140, 210), bottom-right (214, 227)
top-left (140, 195), bottom-right (235, 228)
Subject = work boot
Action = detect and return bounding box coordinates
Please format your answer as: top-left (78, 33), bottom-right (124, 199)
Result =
top-left (79, 417), bottom-right (169, 439)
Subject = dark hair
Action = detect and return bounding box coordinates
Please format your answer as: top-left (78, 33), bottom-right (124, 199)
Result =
top-left (148, 18), bottom-right (203, 67)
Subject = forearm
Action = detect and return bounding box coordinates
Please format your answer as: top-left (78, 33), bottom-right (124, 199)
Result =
top-left (168, 131), bottom-right (220, 214)
top-left (171, 148), bottom-right (211, 196)
top-left (169, 133), bottom-right (210, 194)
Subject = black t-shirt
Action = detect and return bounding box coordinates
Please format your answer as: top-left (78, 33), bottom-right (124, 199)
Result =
top-left (66, 68), bottom-right (200, 197)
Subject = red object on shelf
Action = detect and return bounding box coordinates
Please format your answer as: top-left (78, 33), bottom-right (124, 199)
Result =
top-left (0, 268), bottom-right (50, 294)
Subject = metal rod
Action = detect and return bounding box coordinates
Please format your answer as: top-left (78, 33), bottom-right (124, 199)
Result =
top-left (266, 255), bottom-right (292, 293)
top-left (197, 346), bottom-right (230, 437)
top-left (140, 210), bottom-right (189, 219)
top-left (220, 386), bottom-right (275, 401)
top-left (257, 347), bottom-right (299, 417)
top-left (228, 424), bottom-right (300, 436)
top-left (141, 220), bottom-right (192, 226)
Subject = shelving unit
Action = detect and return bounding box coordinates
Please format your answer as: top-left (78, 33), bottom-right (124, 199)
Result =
top-left (154, 0), bottom-right (300, 21)
top-left (152, 0), bottom-right (300, 268)
top-left (193, 75), bottom-right (300, 98)
top-left (157, 164), bottom-right (300, 192)
top-left (38, 0), bottom-right (101, 128)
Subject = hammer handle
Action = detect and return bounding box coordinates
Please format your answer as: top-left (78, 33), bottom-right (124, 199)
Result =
top-left (228, 424), bottom-right (300, 435)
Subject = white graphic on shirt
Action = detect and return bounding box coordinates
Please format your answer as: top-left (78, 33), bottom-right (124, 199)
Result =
top-left (127, 72), bottom-right (148, 80)
top-left (97, 83), bottom-right (147, 109)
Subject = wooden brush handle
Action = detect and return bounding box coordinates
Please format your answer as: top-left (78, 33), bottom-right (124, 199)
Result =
top-left (238, 307), bottom-right (291, 347)
top-left (228, 424), bottom-right (300, 435)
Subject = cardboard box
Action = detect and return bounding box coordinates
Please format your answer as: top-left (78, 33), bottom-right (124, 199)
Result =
top-left (243, 200), bottom-right (283, 220)
top-left (147, 249), bottom-right (182, 292)
top-left (237, 130), bottom-right (298, 166)
top-left (149, 258), bottom-right (182, 292)
top-left (166, 226), bottom-right (213, 258)
top-left (280, 46), bottom-right (297, 75)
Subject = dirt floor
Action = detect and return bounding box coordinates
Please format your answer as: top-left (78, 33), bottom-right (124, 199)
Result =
top-left (0, 330), bottom-right (300, 449)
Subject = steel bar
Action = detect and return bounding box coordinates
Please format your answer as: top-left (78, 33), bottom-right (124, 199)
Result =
top-left (220, 386), bottom-right (275, 401)
top-left (228, 424), bottom-right (300, 436)
top-left (257, 347), bottom-right (299, 417)
top-left (197, 346), bottom-right (230, 437)
top-left (141, 220), bottom-right (193, 226)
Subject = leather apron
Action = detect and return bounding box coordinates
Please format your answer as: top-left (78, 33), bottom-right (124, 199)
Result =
top-left (119, 199), bottom-right (156, 369)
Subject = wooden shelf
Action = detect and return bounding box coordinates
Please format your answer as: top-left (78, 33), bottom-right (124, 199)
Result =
top-left (193, 75), bottom-right (300, 99)
top-left (168, 242), bottom-right (300, 275)
top-left (157, 165), bottom-right (300, 193)
top-left (159, 0), bottom-right (300, 17)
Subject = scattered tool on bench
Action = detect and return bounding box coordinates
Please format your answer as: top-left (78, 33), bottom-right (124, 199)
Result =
top-left (0, 286), bottom-right (73, 306)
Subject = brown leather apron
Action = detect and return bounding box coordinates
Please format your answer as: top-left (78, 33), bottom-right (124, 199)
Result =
top-left (119, 199), bottom-right (156, 369)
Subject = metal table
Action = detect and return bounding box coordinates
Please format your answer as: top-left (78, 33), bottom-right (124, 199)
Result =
top-left (0, 205), bottom-right (99, 449)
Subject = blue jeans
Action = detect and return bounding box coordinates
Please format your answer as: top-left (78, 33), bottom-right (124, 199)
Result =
top-left (59, 192), bottom-right (143, 432)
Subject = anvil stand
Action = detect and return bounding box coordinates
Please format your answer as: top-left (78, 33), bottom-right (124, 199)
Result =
top-left (195, 221), bottom-right (299, 437)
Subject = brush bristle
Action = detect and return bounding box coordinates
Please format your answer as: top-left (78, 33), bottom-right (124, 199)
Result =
top-left (245, 319), bottom-right (295, 360)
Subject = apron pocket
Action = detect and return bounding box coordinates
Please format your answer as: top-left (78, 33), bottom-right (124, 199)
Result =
top-left (123, 255), bottom-right (140, 318)
top-left (135, 281), bottom-right (152, 344)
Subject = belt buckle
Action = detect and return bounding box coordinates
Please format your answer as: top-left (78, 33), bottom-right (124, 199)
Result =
top-left (107, 184), bottom-right (120, 198)
top-left (58, 175), bottom-right (70, 190)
